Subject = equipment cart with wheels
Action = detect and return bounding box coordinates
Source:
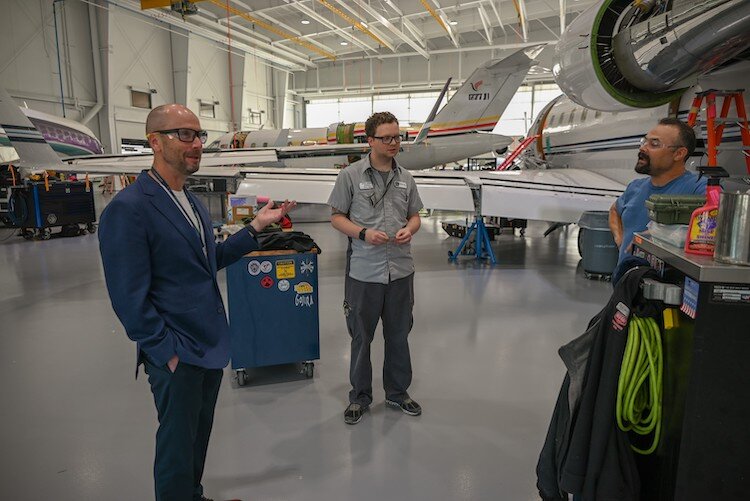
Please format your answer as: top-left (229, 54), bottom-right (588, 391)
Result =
top-left (6, 181), bottom-right (96, 239)
top-left (226, 250), bottom-right (320, 386)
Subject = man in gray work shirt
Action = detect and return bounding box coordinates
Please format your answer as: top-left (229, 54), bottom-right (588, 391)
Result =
top-left (327, 111), bottom-right (424, 425)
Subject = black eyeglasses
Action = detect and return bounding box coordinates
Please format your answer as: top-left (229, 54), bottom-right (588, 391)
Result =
top-left (372, 135), bottom-right (402, 145)
top-left (156, 128), bottom-right (208, 144)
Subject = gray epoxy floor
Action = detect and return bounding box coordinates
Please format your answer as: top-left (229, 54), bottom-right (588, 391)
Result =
top-left (0, 204), bottom-right (612, 500)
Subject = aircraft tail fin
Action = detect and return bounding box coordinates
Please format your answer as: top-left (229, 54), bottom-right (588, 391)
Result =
top-left (413, 78), bottom-right (451, 145)
top-left (0, 87), bottom-right (65, 176)
top-left (428, 47), bottom-right (538, 137)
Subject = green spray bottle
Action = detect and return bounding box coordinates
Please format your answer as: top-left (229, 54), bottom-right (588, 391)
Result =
top-left (684, 166), bottom-right (729, 255)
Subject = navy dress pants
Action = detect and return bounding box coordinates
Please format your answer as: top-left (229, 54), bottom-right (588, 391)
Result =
top-left (144, 357), bottom-right (223, 501)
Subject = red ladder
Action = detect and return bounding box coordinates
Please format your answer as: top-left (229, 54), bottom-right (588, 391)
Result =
top-left (496, 134), bottom-right (540, 171)
top-left (686, 89), bottom-right (750, 173)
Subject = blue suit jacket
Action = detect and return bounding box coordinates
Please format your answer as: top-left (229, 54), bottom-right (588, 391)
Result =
top-left (98, 171), bottom-right (258, 369)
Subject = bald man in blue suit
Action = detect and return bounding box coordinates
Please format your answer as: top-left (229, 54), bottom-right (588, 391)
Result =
top-left (99, 104), bottom-right (294, 501)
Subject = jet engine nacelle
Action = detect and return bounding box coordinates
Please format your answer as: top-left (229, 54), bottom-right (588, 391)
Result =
top-left (554, 0), bottom-right (750, 112)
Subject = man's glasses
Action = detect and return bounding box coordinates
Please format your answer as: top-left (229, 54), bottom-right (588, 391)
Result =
top-left (372, 135), bottom-right (402, 145)
top-left (639, 136), bottom-right (682, 150)
top-left (156, 128), bottom-right (208, 144)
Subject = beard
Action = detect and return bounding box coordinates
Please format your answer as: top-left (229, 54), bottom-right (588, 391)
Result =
top-left (635, 152), bottom-right (651, 174)
top-left (165, 147), bottom-right (201, 175)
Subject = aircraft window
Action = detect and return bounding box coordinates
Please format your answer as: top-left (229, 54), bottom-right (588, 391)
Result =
top-left (263, 142), bottom-right (268, 147)
top-left (250, 142), bottom-right (256, 147)
top-left (569, 111), bottom-right (575, 124)
top-left (549, 115), bottom-right (556, 126)
top-left (581, 109), bottom-right (588, 121)
top-left (559, 112), bottom-right (565, 124)
top-left (595, 110), bottom-right (602, 119)
top-left (288, 142), bottom-right (292, 146)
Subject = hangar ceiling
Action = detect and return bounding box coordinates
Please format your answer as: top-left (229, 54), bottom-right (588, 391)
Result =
top-left (127, 0), bottom-right (598, 73)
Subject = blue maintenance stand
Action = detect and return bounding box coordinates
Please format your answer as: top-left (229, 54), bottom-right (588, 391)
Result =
top-left (448, 183), bottom-right (497, 264)
top-left (226, 251), bottom-right (320, 386)
top-left (448, 216), bottom-right (497, 264)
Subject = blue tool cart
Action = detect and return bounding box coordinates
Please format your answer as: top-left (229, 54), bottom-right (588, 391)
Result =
top-left (226, 250), bottom-right (320, 386)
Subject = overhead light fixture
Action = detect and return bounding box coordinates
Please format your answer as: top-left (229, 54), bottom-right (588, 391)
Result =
top-left (340, 41), bottom-right (348, 45)
top-left (361, 22), bottom-right (368, 28)
top-left (449, 20), bottom-right (458, 26)
top-left (301, 19), bottom-right (310, 25)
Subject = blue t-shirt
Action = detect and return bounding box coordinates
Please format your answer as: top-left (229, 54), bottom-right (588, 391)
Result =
top-left (616, 171), bottom-right (707, 262)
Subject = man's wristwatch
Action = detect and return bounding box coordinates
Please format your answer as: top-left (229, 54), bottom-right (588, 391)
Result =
top-left (358, 228), bottom-right (367, 241)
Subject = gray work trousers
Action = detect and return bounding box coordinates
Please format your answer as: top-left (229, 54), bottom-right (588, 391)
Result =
top-left (344, 273), bottom-right (415, 407)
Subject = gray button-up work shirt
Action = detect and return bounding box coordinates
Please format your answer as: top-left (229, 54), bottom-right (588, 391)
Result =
top-left (328, 155), bottom-right (423, 284)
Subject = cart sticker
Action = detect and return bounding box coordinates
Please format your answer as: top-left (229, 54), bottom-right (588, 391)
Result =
top-left (710, 284), bottom-right (750, 305)
top-left (612, 302), bottom-right (630, 331)
top-left (295, 294), bottom-right (314, 307)
top-left (260, 276), bottom-right (274, 289)
top-left (681, 276), bottom-right (699, 319)
top-left (278, 279), bottom-right (290, 292)
top-left (276, 259), bottom-right (296, 279)
top-left (247, 260), bottom-right (261, 276)
top-left (260, 261), bottom-right (273, 274)
top-left (300, 259), bottom-right (315, 274)
top-left (294, 281), bottom-right (313, 294)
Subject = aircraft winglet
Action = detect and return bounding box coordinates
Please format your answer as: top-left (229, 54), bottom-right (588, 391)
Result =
top-left (413, 78), bottom-right (452, 145)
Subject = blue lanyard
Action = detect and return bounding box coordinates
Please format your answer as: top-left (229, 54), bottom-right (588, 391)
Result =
top-left (150, 168), bottom-right (205, 251)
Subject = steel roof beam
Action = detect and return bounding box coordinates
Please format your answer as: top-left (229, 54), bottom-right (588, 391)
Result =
top-left (347, 0), bottom-right (430, 58)
top-left (279, 0), bottom-right (377, 54)
top-left (107, 0), bottom-right (307, 69)
top-left (477, 5), bottom-right (493, 44)
top-left (488, 1), bottom-right (508, 37)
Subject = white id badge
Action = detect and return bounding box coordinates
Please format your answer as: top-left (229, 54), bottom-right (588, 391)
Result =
top-left (359, 181), bottom-right (374, 190)
top-left (395, 181), bottom-right (407, 189)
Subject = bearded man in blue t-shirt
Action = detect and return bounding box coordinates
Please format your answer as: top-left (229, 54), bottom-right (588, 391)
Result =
top-left (609, 118), bottom-right (707, 264)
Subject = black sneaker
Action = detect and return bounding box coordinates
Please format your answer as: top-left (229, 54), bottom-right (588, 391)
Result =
top-left (344, 403), bottom-right (368, 425)
top-left (385, 397), bottom-right (422, 416)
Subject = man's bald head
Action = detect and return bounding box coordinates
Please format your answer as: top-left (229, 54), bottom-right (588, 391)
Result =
top-left (146, 104), bottom-right (199, 134)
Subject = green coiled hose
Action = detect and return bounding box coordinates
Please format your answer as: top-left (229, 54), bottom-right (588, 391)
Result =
top-left (616, 315), bottom-right (663, 455)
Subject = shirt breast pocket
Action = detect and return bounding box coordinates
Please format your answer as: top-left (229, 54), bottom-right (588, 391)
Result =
top-left (352, 188), bottom-right (376, 222)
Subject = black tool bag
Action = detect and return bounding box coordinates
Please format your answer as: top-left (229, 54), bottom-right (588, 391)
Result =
top-left (256, 230), bottom-right (321, 254)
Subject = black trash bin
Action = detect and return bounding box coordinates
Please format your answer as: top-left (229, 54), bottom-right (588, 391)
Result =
top-left (578, 211), bottom-right (619, 279)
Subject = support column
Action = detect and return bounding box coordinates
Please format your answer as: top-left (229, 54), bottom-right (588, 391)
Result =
top-left (170, 28), bottom-right (190, 106)
top-left (272, 69), bottom-right (289, 129)
top-left (228, 50), bottom-right (244, 132)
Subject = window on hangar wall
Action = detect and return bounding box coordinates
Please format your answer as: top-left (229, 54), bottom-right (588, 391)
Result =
top-left (131, 89), bottom-right (152, 109)
top-left (200, 101), bottom-right (216, 119)
top-left (305, 83), bottom-right (560, 136)
top-left (493, 83), bottom-right (561, 137)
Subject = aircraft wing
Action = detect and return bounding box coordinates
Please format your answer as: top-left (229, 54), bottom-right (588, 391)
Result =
top-left (62, 149), bottom-right (281, 176)
top-left (236, 167), bottom-right (477, 212)
top-left (479, 169), bottom-right (625, 223)
top-left (60, 144), bottom-right (372, 175)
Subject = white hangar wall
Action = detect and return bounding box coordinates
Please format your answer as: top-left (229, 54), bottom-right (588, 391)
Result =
top-left (0, 0), bottom-right (298, 154)
top-left (0, 0), bottom-right (100, 135)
